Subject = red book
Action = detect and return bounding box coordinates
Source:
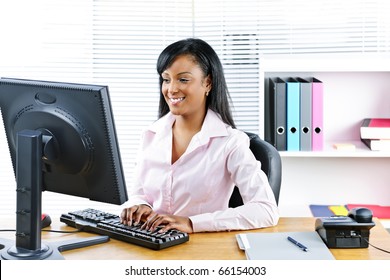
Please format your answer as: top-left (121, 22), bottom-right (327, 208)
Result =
top-left (360, 118), bottom-right (390, 140)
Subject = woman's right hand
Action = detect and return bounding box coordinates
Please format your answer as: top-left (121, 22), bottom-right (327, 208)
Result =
top-left (120, 204), bottom-right (154, 226)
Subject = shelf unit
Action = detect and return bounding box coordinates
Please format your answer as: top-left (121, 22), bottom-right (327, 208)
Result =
top-left (259, 54), bottom-right (390, 216)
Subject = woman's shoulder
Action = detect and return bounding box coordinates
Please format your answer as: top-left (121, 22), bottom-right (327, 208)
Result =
top-left (222, 127), bottom-right (251, 150)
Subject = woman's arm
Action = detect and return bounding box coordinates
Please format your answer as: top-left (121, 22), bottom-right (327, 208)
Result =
top-left (189, 131), bottom-right (279, 232)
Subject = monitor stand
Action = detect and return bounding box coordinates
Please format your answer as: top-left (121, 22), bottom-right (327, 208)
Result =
top-left (0, 130), bottom-right (109, 260)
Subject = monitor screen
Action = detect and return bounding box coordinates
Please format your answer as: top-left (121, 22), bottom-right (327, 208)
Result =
top-left (0, 77), bottom-right (128, 259)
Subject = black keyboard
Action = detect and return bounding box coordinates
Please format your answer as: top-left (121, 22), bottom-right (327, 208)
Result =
top-left (60, 208), bottom-right (189, 250)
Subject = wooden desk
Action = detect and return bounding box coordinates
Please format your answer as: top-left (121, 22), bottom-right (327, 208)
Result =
top-left (1, 217), bottom-right (390, 260)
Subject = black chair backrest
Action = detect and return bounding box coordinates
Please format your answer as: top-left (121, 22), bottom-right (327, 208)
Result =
top-left (228, 132), bottom-right (282, 207)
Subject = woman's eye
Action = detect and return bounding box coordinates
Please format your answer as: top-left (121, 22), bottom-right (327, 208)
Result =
top-left (162, 78), bottom-right (170, 83)
top-left (180, 78), bottom-right (189, 83)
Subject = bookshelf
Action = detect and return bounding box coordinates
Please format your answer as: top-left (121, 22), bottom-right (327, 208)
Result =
top-left (259, 54), bottom-right (390, 216)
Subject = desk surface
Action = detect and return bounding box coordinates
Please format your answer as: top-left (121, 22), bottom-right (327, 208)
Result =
top-left (1, 217), bottom-right (390, 260)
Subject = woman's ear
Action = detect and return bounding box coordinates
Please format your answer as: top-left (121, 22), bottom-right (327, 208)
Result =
top-left (204, 75), bottom-right (212, 92)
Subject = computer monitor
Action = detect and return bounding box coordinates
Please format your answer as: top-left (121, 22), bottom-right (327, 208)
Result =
top-left (0, 77), bottom-right (128, 260)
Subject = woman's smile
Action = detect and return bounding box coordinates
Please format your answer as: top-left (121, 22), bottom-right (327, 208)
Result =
top-left (169, 96), bottom-right (185, 105)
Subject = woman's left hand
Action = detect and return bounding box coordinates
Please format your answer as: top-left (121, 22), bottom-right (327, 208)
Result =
top-left (141, 214), bottom-right (193, 233)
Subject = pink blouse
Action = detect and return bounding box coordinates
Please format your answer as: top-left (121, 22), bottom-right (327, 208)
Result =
top-left (126, 109), bottom-right (279, 232)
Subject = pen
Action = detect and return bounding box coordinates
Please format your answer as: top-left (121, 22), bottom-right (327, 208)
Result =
top-left (287, 236), bottom-right (308, 252)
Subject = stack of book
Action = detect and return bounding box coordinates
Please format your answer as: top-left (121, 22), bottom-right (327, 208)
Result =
top-left (265, 77), bottom-right (323, 151)
top-left (360, 118), bottom-right (390, 151)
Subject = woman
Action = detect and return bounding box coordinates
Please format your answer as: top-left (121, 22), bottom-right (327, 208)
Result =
top-left (121, 38), bottom-right (279, 233)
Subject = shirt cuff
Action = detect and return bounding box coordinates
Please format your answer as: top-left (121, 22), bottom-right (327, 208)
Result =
top-left (189, 213), bottom-right (219, 232)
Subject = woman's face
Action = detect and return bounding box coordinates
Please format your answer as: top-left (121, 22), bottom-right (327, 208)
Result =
top-left (161, 55), bottom-right (211, 119)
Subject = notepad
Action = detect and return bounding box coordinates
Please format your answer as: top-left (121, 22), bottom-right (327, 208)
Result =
top-left (236, 231), bottom-right (334, 260)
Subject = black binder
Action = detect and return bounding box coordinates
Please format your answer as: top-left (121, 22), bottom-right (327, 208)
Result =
top-left (265, 77), bottom-right (287, 151)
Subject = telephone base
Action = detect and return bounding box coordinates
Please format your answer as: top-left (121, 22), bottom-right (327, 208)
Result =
top-left (315, 216), bottom-right (375, 248)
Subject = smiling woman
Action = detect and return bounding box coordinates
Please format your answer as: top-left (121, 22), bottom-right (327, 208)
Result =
top-left (1, 0), bottom-right (390, 219)
top-left (120, 38), bottom-right (279, 234)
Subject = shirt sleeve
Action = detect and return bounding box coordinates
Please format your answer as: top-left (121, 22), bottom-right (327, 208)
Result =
top-left (189, 131), bottom-right (279, 232)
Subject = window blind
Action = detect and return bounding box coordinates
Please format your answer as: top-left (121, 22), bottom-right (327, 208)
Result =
top-left (1, 0), bottom-right (389, 217)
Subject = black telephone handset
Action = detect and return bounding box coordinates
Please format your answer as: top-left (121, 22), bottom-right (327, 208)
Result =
top-left (348, 207), bottom-right (373, 223)
top-left (315, 207), bottom-right (375, 248)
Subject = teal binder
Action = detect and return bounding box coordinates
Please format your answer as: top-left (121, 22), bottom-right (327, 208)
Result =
top-left (286, 78), bottom-right (300, 151)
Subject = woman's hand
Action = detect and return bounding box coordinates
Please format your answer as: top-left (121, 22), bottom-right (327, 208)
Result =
top-left (142, 214), bottom-right (193, 233)
top-left (120, 204), bottom-right (154, 226)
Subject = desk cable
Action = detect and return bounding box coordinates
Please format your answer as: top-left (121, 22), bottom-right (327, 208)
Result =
top-left (0, 222), bottom-right (88, 234)
top-left (362, 236), bottom-right (390, 254)
top-left (0, 229), bottom-right (81, 234)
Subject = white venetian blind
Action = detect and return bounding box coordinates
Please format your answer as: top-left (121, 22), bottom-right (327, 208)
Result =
top-left (90, 0), bottom-right (193, 189)
top-left (193, 0), bottom-right (390, 131)
top-left (193, 1), bottom-right (264, 132)
top-left (0, 0), bottom-right (194, 216)
top-left (0, 0), bottom-right (390, 217)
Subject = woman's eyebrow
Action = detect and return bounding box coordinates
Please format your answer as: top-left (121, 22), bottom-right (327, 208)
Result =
top-left (177, 71), bottom-right (192, 75)
top-left (162, 71), bottom-right (193, 76)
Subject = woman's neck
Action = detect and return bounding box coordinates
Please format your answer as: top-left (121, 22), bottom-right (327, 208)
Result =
top-left (173, 108), bottom-right (207, 134)
top-left (171, 110), bottom-right (207, 164)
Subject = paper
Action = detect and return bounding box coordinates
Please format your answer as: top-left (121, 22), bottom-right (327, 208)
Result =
top-left (236, 231), bottom-right (335, 260)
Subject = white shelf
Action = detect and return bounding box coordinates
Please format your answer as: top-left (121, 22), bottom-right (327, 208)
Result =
top-left (280, 140), bottom-right (390, 158)
top-left (260, 55), bottom-right (390, 214)
top-left (261, 56), bottom-right (390, 158)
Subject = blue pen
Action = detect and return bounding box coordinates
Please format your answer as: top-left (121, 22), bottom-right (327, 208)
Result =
top-left (287, 236), bottom-right (308, 252)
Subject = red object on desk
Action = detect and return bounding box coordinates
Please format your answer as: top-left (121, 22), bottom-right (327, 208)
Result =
top-left (347, 204), bottom-right (390, 219)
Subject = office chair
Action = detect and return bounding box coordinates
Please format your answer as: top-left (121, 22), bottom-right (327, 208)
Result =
top-left (229, 131), bottom-right (282, 207)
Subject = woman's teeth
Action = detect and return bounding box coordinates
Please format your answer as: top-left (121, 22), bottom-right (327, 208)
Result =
top-left (170, 97), bottom-right (184, 104)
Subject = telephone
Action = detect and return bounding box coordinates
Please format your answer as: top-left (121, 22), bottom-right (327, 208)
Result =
top-left (315, 207), bottom-right (375, 248)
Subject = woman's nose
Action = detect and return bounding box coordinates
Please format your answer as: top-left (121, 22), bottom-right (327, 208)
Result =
top-left (168, 81), bottom-right (179, 94)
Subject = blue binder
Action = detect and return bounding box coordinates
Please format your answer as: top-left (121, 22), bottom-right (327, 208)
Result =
top-left (286, 78), bottom-right (300, 151)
